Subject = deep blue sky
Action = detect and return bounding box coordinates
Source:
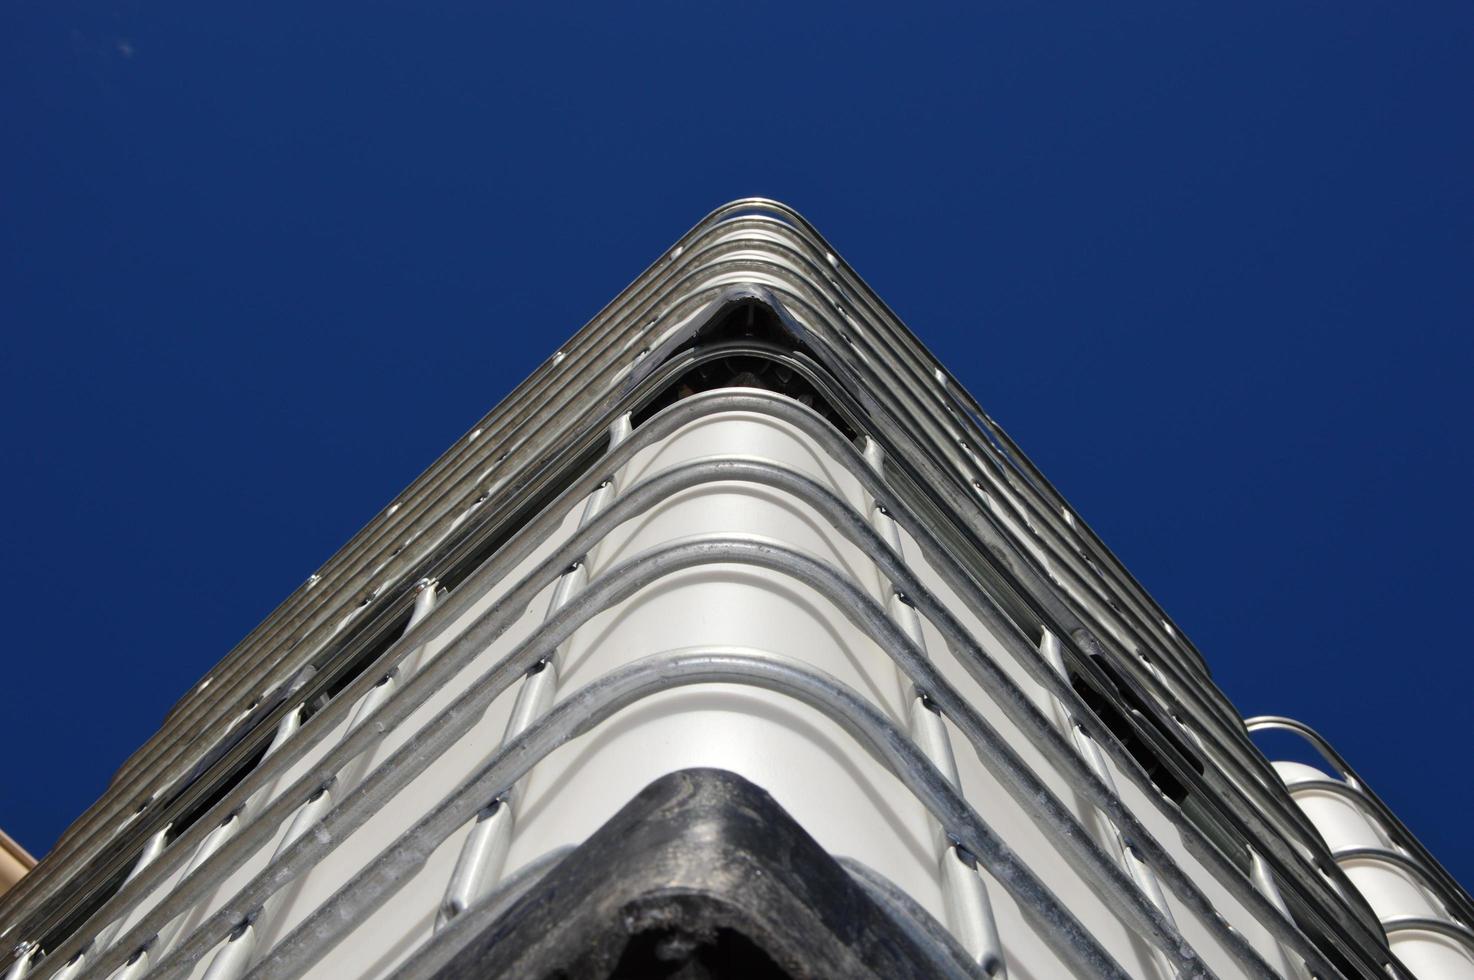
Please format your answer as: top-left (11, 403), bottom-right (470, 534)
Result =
top-left (3, 1), bottom-right (1470, 892)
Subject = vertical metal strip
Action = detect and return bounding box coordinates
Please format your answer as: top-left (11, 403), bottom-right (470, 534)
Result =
top-left (2, 946), bottom-right (36, 980)
top-left (142, 702), bottom-right (305, 969)
top-left (1040, 628), bottom-right (1178, 979)
top-left (864, 439), bottom-right (1006, 977)
top-left (19, 824), bottom-right (177, 980)
top-left (1249, 848), bottom-right (1312, 980)
top-left (89, 826), bottom-right (171, 954)
top-left (436, 413), bottom-right (632, 931)
top-left (195, 581), bottom-right (440, 980)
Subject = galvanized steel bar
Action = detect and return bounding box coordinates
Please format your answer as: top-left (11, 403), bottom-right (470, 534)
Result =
top-left (16, 209), bottom-right (796, 922)
top-left (22, 824), bottom-right (176, 980)
top-left (10, 200), bottom-right (1235, 953)
top-left (242, 649), bottom-right (1135, 980)
top-left (743, 276), bottom-right (1390, 971)
top-left (89, 826), bottom-right (171, 956)
top-left (1380, 916), bottom-right (1474, 951)
top-left (435, 413), bottom-right (632, 930)
top-left (11, 204), bottom-right (1356, 978)
top-left (1246, 715), bottom-right (1474, 928)
top-left (143, 535), bottom-right (1218, 980)
top-left (44, 393), bottom-right (1314, 980)
top-left (196, 582), bottom-right (442, 980)
top-left (17, 392), bottom-right (1249, 978)
top-left (1249, 849), bottom-right (1313, 980)
top-left (863, 438), bottom-right (1006, 977)
top-left (144, 702), bottom-right (305, 967)
top-left (1039, 627), bottom-right (1178, 980)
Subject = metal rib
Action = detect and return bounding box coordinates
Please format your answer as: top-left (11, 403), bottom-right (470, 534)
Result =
top-left (196, 584), bottom-right (441, 980)
top-left (241, 649), bottom-right (1134, 980)
top-left (1039, 628), bottom-right (1179, 980)
top-left (687, 269), bottom-right (1389, 971)
top-left (435, 413), bottom-right (631, 930)
top-left (23, 201), bottom-right (1132, 896)
top-left (44, 393), bottom-right (1311, 980)
top-left (1248, 715), bottom-right (1474, 929)
top-left (11, 206), bottom-right (1367, 978)
top-left (730, 198), bottom-right (1205, 678)
top-left (1333, 845), bottom-right (1463, 905)
top-left (22, 211), bottom-right (798, 909)
top-left (1379, 915), bottom-right (1474, 950)
top-left (11, 204), bottom-right (1156, 938)
top-left (724, 260), bottom-right (1325, 871)
top-left (138, 532), bottom-right (1224, 980)
top-left (862, 438), bottom-right (1006, 975)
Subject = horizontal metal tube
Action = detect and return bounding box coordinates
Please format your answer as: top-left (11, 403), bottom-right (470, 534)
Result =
top-left (22, 217), bottom-right (1355, 979)
top-left (53, 394), bottom-right (1299, 980)
top-left (20, 212), bottom-right (823, 920)
top-left (141, 531), bottom-right (1215, 980)
top-left (243, 650), bottom-right (1133, 980)
top-left (19, 201), bottom-right (1244, 957)
top-left (1380, 915), bottom-right (1474, 950)
top-left (1248, 715), bottom-right (1474, 929)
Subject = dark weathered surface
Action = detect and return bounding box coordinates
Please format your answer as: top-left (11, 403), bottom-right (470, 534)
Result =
top-left (426, 768), bottom-right (970, 979)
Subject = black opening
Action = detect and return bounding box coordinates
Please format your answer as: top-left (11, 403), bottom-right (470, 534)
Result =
top-left (33, 852), bottom-right (133, 962)
top-left (307, 604), bottom-right (415, 712)
top-left (165, 736), bottom-right (271, 844)
top-left (630, 300), bottom-right (859, 442)
top-left (633, 352), bottom-right (857, 442)
top-left (436, 433), bottom-right (611, 595)
top-left (607, 926), bottom-right (788, 980)
top-left (1069, 654), bottom-right (1203, 806)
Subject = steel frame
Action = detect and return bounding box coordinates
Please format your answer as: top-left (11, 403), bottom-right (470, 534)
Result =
top-left (28, 406), bottom-right (1303, 978)
top-left (4, 201), bottom-right (1445, 980)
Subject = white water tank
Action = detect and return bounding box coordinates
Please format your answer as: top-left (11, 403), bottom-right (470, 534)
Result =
top-left (1274, 760), bottom-right (1474, 977)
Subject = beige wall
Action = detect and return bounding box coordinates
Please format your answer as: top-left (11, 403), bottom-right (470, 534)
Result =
top-left (0, 828), bottom-right (36, 897)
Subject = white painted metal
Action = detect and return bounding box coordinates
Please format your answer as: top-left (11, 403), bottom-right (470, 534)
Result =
top-left (1247, 849), bottom-right (1311, 980)
top-left (7, 201), bottom-right (1463, 980)
top-left (1038, 628), bottom-right (1176, 980)
top-left (863, 437), bottom-right (1006, 976)
top-left (1273, 761), bottom-right (1474, 977)
top-left (195, 582), bottom-right (443, 980)
top-left (501, 411), bottom-right (941, 920)
top-left (435, 412), bottom-right (633, 930)
top-left (133, 408), bottom-right (1288, 979)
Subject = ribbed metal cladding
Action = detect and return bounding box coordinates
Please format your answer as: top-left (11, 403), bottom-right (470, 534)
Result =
top-left (3, 200), bottom-right (1467, 980)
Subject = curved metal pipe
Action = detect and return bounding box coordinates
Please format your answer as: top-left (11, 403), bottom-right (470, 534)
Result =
top-left (1380, 915), bottom-right (1474, 950)
top-left (1247, 715), bottom-right (1474, 928)
top-left (240, 649), bottom-right (1135, 980)
top-left (23, 210), bottom-right (1333, 978)
top-left (23, 198), bottom-right (1192, 939)
top-left (51, 393), bottom-right (1306, 980)
top-left (137, 530), bottom-right (1231, 980)
top-left (31, 212), bottom-right (828, 900)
